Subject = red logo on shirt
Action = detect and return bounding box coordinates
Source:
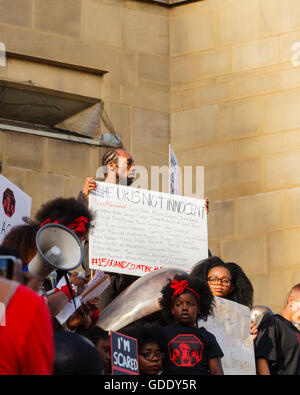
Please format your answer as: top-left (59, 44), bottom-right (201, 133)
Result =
top-left (168, 334), bottom-right (203, 367)
top-left (296, 334), bottom-right (300, 345)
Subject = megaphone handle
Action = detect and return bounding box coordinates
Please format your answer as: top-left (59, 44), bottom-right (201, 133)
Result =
top-left (64, 273), bottom-right (77, 311)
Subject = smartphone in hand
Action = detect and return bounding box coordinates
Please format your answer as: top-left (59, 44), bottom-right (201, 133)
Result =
top-left (0, 256), bottom-right (17, 279)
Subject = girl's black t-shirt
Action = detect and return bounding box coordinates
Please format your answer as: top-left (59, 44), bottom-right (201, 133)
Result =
top-left (162, 323), bottom-right (224, 375)
top-left (255, 314), bottom-right (300, 375)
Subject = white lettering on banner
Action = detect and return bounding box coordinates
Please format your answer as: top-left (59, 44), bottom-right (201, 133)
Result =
top-left (113, 352), bottom-right (138, 371)
top-left (89, 182), bottom-right (208, 276)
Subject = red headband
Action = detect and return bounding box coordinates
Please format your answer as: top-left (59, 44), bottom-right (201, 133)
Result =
top-left (40, 216), bottom-right (89, 235)
top-left (170, 279), bottom-right (200, 304)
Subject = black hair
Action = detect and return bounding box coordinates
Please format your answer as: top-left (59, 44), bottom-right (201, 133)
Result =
top-left (191, 256), bottom-right (254, 308)
top-left (0, 245), bottom-right (21, 258)
top-left (1, 223), bottom-right (39, 266)
top-left (101, 148), bottom-right (134, 177)
top-left (159, 273), bottom-right (214, 323)
top-left (35, 197), bottom-right (94, 234)
top-left (53, 332), bottom-right (103, 375)
top-left (121, 322), bottom-right (166, 353)
top-left (81, 326), bottom-right (110, 347)
top-left (101, 149), bottom-right (123, 177)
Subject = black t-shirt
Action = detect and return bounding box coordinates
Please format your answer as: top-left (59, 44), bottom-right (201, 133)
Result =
top-left (162, 323), bottom-right (223, 375)
top-left (255, 314), bottom-right (300, 375)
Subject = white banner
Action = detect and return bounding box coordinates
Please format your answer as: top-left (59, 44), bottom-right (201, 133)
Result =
top-left (198, 296), bottom-right (256, 375)
top-left (89, 182), bottom-right (208, 276)
top-left (0, 175), bottom-right (32, 244)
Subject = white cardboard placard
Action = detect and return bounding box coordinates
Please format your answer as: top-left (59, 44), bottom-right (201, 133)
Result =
top-left (0, 175), bottom-right (32, 244)
top-left (89, 182), bottom-right (208, 276)
top-left (199, 296), bottom-right (256, 375)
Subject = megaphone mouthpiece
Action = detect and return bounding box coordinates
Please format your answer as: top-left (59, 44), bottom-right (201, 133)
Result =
top-left (45, 246), bottom-right (61, 264)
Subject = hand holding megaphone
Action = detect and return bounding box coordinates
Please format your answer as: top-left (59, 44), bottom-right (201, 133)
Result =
top-left (68, 271), bottom-right (89, 295)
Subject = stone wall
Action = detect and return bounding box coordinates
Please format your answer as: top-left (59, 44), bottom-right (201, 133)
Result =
top-left (170, 0), bottom-right (300, 311)
top-left (0, 0), bottom-right (170, 213)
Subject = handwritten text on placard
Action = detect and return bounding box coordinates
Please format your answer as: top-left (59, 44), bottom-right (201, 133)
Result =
top-left (89, 182), bottom-right (208, 276)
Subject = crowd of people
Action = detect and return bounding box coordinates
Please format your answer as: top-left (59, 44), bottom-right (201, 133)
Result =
top-left (0, 147), bottom-right (300, 376)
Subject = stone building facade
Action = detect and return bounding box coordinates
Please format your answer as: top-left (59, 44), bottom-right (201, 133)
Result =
top-left (0, 0), bottom-right (300, 311)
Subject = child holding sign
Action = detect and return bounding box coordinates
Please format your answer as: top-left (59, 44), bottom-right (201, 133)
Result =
top-left (159, 274), bottom-right (224, 375)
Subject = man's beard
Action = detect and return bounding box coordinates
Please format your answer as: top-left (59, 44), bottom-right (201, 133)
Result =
top-left (117, 174), bottom-right (135, 186)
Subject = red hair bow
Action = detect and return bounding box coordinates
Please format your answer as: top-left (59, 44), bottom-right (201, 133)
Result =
top-left (66, 216), bottom-right (88, 235)
top-left (40, 218), bottom-right (60, 227)
top-left (170, 280), bottom-right (189, 296)
top-left (170, 279), bottom-right (200, 304)
top-left (40, 216), bottom-right (88, 235)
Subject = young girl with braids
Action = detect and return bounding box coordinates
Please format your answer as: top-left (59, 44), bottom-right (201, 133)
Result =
top-left (159, 273), bottom-right (224, 375)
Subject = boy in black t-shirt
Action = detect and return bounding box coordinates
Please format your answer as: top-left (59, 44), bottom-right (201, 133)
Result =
top-left (255, 283), bottom-right (300, 375)
top-left (159, 274), bottom-right (224, 375)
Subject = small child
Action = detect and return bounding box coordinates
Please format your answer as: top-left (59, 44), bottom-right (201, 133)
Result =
top-left (159, 273), bottom-right (224, 375)
top-left (121, 322), bottom-right (166, 375)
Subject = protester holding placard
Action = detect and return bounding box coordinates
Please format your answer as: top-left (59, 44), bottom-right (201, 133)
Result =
top-left (191, 256), bottom-right (258, 341)
top-left (159, 273), bottom-right (224, 375)
top-left (78, 148), bottom-right (139, 310)
top-left (191, 256), bottom-right (253, 309)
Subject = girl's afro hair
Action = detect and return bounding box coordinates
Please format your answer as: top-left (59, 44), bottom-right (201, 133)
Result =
top-left (159, 273), bottom-right (215, 323)
top-left (191, 256), bottom-right (254, 308)
top-left (35, 197), bottom-right (94, 234)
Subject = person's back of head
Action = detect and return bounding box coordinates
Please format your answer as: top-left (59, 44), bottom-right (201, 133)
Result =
top-left (1, 223), bottom-right (39, 267)
top-left (287, 283), bottom-right (300, 301)
top-left (283, 283), bottom-right (300, 324)
top-left (53, 332), bottom-right (103, 375)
